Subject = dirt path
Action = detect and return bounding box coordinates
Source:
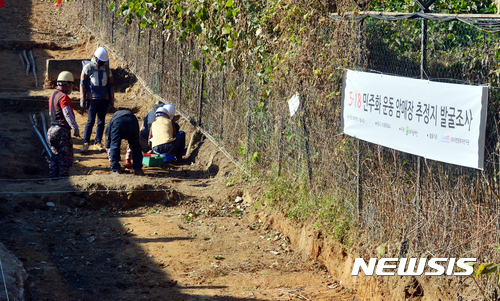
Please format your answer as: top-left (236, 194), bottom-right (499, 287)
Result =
top-left (0, 1), bottom-right (361, 301)
top-left (1, 176), bottom-right (351, 300)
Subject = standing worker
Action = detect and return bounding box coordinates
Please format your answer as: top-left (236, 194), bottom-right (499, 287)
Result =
top-left (47, 71), bottom-right (80, 179)
top-left (80, 46), bottom-right (115, 153)
top-left (149, 104), bottom-right (186, 161)
top-left (105, 109), bottom-right (144, 175)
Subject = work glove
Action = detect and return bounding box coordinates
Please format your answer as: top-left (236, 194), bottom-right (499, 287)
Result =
top-left (80, 101), bottom-right (86, 109)
top-left (73, 128), bottom-right (80, 137)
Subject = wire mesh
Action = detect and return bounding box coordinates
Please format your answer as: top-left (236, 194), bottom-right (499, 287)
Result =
top-left (360, 17), bottom-right (500, 259)
top-left (72, 0), bottom-right (500, 263)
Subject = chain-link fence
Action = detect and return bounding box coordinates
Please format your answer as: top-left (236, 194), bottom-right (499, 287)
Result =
top-left (72, 0), bottom-right (500, 264)
top-left (359, 16), bottom-right (500, 261)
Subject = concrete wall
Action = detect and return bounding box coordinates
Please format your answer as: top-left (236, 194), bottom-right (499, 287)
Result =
top-left (46, 58), bottom-right (87, 83)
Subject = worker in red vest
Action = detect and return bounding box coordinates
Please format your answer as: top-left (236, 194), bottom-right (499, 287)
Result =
top-left (47, 71), bottom-right (80, 179)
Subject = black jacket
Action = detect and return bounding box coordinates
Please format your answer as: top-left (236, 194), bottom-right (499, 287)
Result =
top-left (105, 110), bottom-right (136, 149)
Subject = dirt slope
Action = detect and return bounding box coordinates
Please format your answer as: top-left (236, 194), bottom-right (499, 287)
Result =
top-left (0, 1), bottom-right (357, 300)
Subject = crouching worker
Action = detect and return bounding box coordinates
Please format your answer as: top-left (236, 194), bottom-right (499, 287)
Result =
top-left (149, 104), bottom-right (186, 160)
top-left (121, 103), bottom-right (164, 168)
top-left (140, 103), bottom-right (164, 152)
top-left (105, 110), bottom-right (144, 175)
top-left (47, 71), bottom-right (80, 180)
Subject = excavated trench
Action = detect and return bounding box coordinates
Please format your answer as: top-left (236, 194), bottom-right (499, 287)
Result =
top-left (0, 98), bottom-right (50, 179)
top-left (0, 84), bottom-right (190, 212)
top-left (0, 3), bottom-right (371, 301)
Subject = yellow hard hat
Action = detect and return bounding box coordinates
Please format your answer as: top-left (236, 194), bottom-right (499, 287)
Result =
top-left (57, 71), bottom-right (74, 83)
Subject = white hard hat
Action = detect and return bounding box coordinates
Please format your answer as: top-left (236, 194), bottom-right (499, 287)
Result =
top-left (163, 103), bottom-right (175, 119)
top-left (156, 106), bottom-right (169, 116)
top-left (94, 47), bottom-right (109, 62)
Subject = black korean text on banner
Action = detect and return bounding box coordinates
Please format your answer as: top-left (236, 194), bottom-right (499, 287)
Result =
top-left (341, 70), bottom-right (488, 169)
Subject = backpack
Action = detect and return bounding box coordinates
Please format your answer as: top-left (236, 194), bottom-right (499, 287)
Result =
top-left (82, 59), bottom-right (111, 100)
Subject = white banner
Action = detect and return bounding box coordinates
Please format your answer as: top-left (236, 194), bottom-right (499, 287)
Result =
top-left (341, 70), bottom-right (488, 169)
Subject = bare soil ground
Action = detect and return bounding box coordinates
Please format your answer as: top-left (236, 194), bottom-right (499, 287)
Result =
top-left (0, 1), bottom-right (359, 300)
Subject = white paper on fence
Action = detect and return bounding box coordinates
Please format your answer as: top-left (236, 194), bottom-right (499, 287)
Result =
top-left (288, 92), bottom-right (300, 117)
top-left (341, 70), bottom-right (488, 170)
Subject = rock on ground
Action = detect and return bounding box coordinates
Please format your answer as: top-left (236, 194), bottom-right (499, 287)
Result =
top-left (0, 242), bottom-right (28, 301)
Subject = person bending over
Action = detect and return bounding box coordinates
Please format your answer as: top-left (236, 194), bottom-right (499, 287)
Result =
top-left (105, 110), bottom-right (144, 175)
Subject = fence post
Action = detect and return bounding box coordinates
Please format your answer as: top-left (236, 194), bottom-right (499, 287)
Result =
top-left (277, 117), bottom-right (283, 178)
top-left (356, 139), bottom-right (363, 218)
top-left (416, 18), bottom-right (428, 211)
top-left (220, 67), bottom-right (225, 140)
top-left (178, 43), bottom-right (182, 111)
top-left (111, 6), bottom-right (114, 44)
top-left (357, 19), bottom-right (365, 67)
top-left (99, 0), bottom-right (103, 36)
top-left (91, 0), bottom-right (95, 29)
top-left (277, 114), bottom-right (283, 178)
top-left (124, 21), bottom-right (128, 55)
top-left (160, 30), bottom-right (165, 97)
top-left (246, 85), bottom-right (253, 162)
top-left (420, 19), bottom-right (427, 79)
top-left (416, 157), bottom-right (421, 210)
top-left (135, 25), bottom-right (140, 75)
top-left (197, 58), bottom-right (205, 126)
top-left (146, 30), bottom-right (151, 79)
top-left (300, 97), bottom-right (313, 189)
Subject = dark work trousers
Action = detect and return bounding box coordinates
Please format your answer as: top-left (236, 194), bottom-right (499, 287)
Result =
top-left (139, 128), bottom-right (151, 153)
top-left (109, 114), bottom-right (142, 172)
top-left (47, 125), bottom-right (73, 179)
top-left (83, 99), bottom-right (108, 144)
top-left (152, 131), bottom-right (186, 160)
top-left (140, 128), bottom-right (149, 140)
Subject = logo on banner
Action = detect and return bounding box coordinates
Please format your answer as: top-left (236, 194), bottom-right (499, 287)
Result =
top-left (351, 258), bottom-right (476, 276)
top-left (440, 135), bottom-right (450, 143)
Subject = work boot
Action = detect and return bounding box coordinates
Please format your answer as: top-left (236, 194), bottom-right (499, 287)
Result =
top-left (134, 169), bottom-right (145, 176)
top-left (81, 142), bottom-right (90, 153)
top-left (111, 169), bottom-right (121, 174)
top-left (94, 141), bottom-right (105, 152)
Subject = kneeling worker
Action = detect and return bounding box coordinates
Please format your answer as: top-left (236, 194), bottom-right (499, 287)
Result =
top-left (141, 103), bottom-right (164, 144)
top-left (105, 109), bottom-right (144, 175)
top-left (149, 104), bottom-right (185, 160)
